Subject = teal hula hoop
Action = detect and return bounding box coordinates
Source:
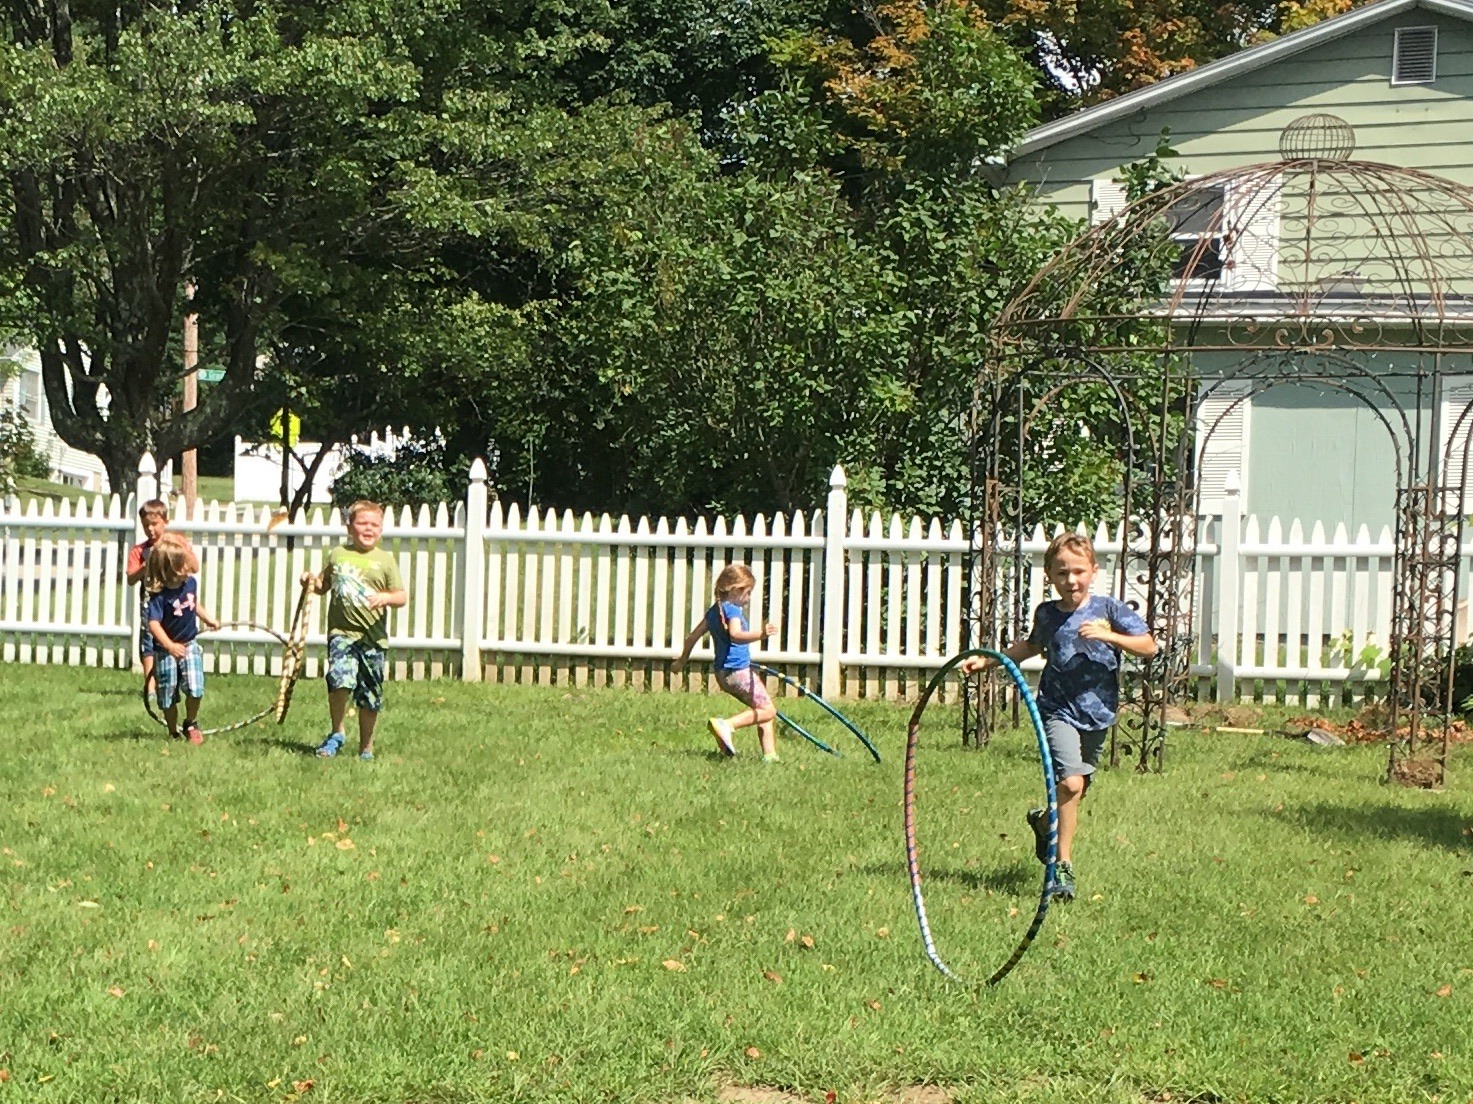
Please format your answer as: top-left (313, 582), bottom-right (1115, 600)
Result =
top-left (752, 663), bottom-right (882, 763)
top-left (903, 649), bottom-right (1059, 985)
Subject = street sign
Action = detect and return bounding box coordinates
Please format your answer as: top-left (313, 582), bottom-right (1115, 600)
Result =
top-left (197, 368), bottom-right (226, 383)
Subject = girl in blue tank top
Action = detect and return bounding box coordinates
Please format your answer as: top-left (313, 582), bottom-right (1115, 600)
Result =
top-left (674, 563), bottom-right (780, 760)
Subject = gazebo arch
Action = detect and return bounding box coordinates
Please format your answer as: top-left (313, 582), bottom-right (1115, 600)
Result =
top-left (969, 115), bottom-right (1473, 787)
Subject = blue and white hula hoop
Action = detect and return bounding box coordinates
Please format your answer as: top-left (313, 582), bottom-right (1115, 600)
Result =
top-left (903, 649), bottom-right (1059, 985)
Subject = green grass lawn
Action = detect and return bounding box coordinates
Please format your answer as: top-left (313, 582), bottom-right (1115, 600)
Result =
top-left (2, 664), bottom-right (1470, 1103)
top-left (10, 474), bottom-right (238, 508)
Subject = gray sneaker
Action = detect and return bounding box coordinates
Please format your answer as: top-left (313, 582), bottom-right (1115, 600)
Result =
top-left (1026, 807), bottom-right (1050, 864)
top-left (1049, 860), bottom-right (1076, 902)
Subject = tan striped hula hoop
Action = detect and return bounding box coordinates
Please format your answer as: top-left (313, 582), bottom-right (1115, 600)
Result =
top-left (141, 580), bottom-right (315, 737)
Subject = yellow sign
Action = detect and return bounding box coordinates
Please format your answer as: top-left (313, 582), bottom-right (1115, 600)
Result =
top-left (269, 409), bottom-right (302, 449)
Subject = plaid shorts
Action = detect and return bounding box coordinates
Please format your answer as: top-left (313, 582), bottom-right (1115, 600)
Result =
top-left (155, 641), bottom-right (205, 709)
top-left (326, 635), bottom-right (386, 712)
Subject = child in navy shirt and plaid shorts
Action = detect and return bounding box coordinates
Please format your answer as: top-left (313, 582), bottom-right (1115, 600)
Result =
top-left (145, 534), bottom-right (219, 744)
top-left (962, 532), bottom-right (1157, 901)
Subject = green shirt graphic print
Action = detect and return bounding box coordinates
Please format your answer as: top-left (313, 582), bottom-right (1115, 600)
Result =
top-left (324, 545), bottom-right (403, 647)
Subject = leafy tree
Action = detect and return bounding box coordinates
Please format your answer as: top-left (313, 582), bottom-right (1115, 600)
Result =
top-left (977, 0), bottom-right (1373, 114)
top-left (0, 407), bottom-right (47, 494)
top-left (0, 0), bottom-right (617, 493)
top-left (330, 435), bottom-right (455, 513)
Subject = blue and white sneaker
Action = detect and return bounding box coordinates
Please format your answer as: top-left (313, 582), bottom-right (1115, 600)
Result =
top-left (316, 733), bottom-right (345, 758)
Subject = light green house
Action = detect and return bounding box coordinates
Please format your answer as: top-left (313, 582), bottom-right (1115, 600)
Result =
top-left (1000, 0), bottom-right (1473, 530)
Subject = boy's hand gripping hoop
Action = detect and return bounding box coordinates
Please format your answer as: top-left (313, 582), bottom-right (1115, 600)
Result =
top-left (903, 649), bottom-right (1059, 986)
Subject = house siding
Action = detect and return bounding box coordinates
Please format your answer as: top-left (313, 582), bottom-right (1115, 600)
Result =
top-left (1001, 6), bottom-right (1473, 531)
top-left (1, 348), bottom-right (110, 492)
top-left (1005, 10), bottom-right (1473, 222)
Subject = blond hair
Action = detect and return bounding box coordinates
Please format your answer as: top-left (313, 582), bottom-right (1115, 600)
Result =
top-left (347, 499), bottom-right (385, 522)
top-left (714, 563), bottom-right (756, 601)
top-left (1043, 532), bottom-right (1096, 572)
top-left (145, 532), bottom-right (195, 594)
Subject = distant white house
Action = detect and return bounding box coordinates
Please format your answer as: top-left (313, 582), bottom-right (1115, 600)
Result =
top-left (233, 426), bottom-right (434, 503)
top-left (1, 347), bottom-right (110, 492)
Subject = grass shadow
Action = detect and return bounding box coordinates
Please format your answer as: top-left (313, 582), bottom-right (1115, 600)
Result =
top-left (1265, 800), bottom-right (1472, 853)
top-left (247, 737), bottom-right (321, 757)
top-left (859, 860), bottom-right (1037, 895)
top-left (91, 728), bottom-right (161, 742)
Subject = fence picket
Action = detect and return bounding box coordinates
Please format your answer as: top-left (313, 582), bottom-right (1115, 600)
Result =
top-left (502, 503), bottom-right (522, 683)
top-left (1305, 520), bottom-right (1327, 709)
top-left (612, 515), bottom-right (633, 689)
top-left (1262, 517), bottom-right (1283, 704)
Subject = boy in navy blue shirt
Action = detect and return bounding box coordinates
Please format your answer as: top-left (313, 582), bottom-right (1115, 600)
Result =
top-left (145, 534), bottom-right (219, 744)
top-left (962, 532), bottom-right (1157, 900)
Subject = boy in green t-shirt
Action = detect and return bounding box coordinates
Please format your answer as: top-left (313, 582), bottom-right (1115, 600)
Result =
top-left (301, 500), bottom-right (408, 760)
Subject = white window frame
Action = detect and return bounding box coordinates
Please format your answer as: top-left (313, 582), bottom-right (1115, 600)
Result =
top-left (1091, 176), bottom-right (1279, 295)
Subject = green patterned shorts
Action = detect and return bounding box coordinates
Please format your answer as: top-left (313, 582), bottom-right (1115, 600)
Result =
top-left (326, 635), bottom-right (386, 712)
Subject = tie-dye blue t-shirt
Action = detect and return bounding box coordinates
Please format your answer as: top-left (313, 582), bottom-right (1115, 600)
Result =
top-left (1028, 594), bottom-right (1150, 731)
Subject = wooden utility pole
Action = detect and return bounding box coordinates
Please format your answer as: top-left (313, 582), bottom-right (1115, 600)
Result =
top-left (182, 280), bottom-right (199, 514)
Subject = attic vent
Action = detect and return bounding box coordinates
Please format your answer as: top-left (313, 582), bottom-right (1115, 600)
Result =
top-left (1393, 26), bottom-right (1437, 84)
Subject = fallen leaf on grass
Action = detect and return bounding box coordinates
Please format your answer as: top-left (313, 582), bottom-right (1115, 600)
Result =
top-left (107, 986), bottom-right (125, 997)
top-left (1436, 984), bottom-right (1453, 997)
top-left (623, 904), bottom-right (642, 913)
top-left (662, 959), bottom-right (685, 972)
top-left (785, 928), bottom-right (796, 942)
top-left (1132, 972), bottom-right (1153, 984)
top-left (1348, 1051), bottom-right (1364, 1065)
top-left (762, 970), bottom-right (782, 984)
top-left (866, 999), bottom-right (882, 1011)
top-left (292, 1079), bottom-right (314, 1093)
top-left (874, 927), bottom-right (890, 938)
top-left (335, 838), bottom-right (355, 851)
top-left (0, 1069), bottom-right (9, 1082)
top-left (1206, 978), bottom-right (1229, 990)
top-left (1304, 895), bottom-right (1319, 905)
top-left (800, 934), bottom-right (815, 949)
top-left (78, 900), bottom-right (99, 909)
top-left (744, 1046), bottom-right (761, 1059)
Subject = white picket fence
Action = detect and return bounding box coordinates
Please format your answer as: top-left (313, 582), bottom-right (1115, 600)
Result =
top-left (1, 457), bottom-right (1464, 703)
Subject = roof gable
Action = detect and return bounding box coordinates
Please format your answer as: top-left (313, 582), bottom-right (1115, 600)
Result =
top-left (1012, 0), bottom-right (1473, 159)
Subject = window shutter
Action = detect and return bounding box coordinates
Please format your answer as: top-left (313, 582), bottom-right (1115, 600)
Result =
top-left (1393, 26), bottom-right (1437, 85)
top-left (1091, 178), bottom-right (1129, 225)
top-left (1440, 382), bottom-right (1473, 510)
top-left (1226, 179), bottom-right (1281, 294)
top-left (1196, 383), bottom-right (1252, 515)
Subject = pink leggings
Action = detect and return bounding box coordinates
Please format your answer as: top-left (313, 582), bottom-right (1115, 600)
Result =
top-left (715, 667), bottom-right (772, 712)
